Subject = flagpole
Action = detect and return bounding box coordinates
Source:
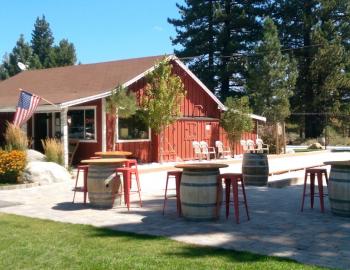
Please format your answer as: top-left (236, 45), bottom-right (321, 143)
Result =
top-left (18, 88), bottom-right (60, 108)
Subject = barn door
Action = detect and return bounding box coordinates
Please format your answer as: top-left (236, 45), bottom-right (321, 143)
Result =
top-left (184, 122), bottom-right (197, 141)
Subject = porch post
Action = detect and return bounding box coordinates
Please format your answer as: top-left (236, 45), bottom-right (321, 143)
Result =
top-left (101, 98), bottom-right (107, 152)
top-left (60, 107), bottom-right (69, 168)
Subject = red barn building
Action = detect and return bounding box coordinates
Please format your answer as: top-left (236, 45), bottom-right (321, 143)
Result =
top-left (0, 55), bottom-right (265, 165)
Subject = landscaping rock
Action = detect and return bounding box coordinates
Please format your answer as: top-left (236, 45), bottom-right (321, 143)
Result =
top-left (22, 161), bottom-right (71, 184)
top-left (308, 142), bottom-right (324, 150)
top-left (26, 150), bottom-right (46, 162)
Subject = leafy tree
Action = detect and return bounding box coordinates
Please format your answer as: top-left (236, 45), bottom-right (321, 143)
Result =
top-left (31, 15), bottom-right (55, 68)
top-left (247, 17), bottom-right (297, 123)
top-left (105, 85), bottom-right (137, 151)
top-left (220, 96), bottom-right (253, 154)
top-left (54, 39), bottom-right (77, 67)
top-left (141, 58), bottom-right (185, 162)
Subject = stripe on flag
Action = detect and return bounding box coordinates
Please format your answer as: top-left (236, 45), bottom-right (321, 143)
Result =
top-left (13, 90), bottom-right (41, 127)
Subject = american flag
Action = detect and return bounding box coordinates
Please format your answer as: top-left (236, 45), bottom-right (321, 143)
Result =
top-left (13, 90), bottom-right (41, 127)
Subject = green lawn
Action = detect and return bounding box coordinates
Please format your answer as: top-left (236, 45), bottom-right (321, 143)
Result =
top-left (0, 213), bottom-right (326, 270)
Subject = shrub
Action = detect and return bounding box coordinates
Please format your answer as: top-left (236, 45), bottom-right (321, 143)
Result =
top-left (42, 138), bottom-right (64, 165)
top-left (4, 122), bottom-right (28, 151)
top-left (0, 150), bottom-right (26, 184)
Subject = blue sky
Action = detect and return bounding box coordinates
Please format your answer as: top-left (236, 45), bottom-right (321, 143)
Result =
top-left (0, 0), bottom-right (184, 64)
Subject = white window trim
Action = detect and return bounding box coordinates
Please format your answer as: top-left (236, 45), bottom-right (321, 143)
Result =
top-left (116, 115), bottom-right (151, 143)
top-left (68, 106), bottom-right (97, 143)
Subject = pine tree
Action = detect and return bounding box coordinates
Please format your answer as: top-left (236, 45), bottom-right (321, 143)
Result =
top-left (54, 39), bottom-right (77, 67)
top-left (271, 0), bottom-right (350, 138)
top-left (0, 35), bottom-right (32, 78)
top-left (247, 17), bottom-right (297, 123)
top-left (31, 15), bottom-right (54, 68)
top-left (168, 0), bottom-right (218, 92)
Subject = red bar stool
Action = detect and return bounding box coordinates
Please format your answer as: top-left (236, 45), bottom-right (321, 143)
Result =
top-left (301, 168), bottom-right (329, 213)
top-left (217, 173), bottom-right (250, 224)
top-left (72, 165), bottom-right (89, 204)
top-left (115, 159), bottom-right (142, 210)
top-left (163, 171), bottom-right (182, 216)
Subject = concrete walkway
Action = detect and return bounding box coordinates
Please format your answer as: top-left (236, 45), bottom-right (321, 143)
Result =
top-left (1, 151), bottom-right (350, 269)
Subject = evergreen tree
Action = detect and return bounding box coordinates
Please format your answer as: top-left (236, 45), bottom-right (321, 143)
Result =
top-left (31, 15), bottom-right (54, 68)
top-left (169, 0), bottom-right (265, 100)
top-left (271, 0), bottom-right (350, 138)
top-left (0, 35), bottom-right (32, 78)
top-left (168, 0), bottom-right (218, 92)
top-left (247, 17), bottom-right (297, 123)
top-left (54, 39), bottom-right (77, 67)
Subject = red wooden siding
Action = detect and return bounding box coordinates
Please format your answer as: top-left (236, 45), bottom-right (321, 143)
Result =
top-left (103, 60), bottom-right (259, 163)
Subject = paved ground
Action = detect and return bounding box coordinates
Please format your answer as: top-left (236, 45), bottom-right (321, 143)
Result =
top-left (1, 151), bottom-right (350, 269)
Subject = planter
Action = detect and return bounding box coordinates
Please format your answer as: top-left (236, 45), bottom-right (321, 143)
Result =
top-left (242, 153), bottom-right (269, 186)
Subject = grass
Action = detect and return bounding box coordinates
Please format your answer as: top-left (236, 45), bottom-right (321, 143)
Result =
top-left (0, 213), bottom-right (326, 270)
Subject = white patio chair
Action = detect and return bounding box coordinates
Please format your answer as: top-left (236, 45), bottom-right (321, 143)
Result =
top-left (215, 141), bottom-right (231, 158)
top-left (246, 139), bottom-right (256, 153)
top-left (240, 140), bottom-right (248, 153)
top-left (199, 141), bottom-right (216, 160)
top-left (256, 138), bottom-right (269, 154)
top-left (192, 141), bottom-right (202, 160)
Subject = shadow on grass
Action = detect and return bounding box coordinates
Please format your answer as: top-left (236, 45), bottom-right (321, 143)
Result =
top-left (85, 224), bottom-right (298, 265)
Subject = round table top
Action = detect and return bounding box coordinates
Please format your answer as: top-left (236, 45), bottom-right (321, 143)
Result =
top-left (324, 160), bottom-right (350, 166)
top-left (81, 158), bottom-right (128, 164)
top-left (94, 151), bottom-right (132, 156)
top-left (175, 163), bottom-right (229, 170)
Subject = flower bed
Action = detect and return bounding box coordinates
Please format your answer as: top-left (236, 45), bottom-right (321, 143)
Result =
top-left (0, 150), bottom-right (26, 184)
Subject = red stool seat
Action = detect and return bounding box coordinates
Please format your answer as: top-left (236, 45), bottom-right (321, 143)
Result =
top-left (116, 159), bottom-right (142, 210)
top-left (163, 171), bottom-right (182, 216)
top-left (217, 173), bottom-right (249, 224)
top-left (72, 165), bottom-right (89, 204)
top-left (301, 168), bottom-right (328, 213)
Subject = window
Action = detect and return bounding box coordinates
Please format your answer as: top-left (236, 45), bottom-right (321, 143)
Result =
top-left (117, 112), bottom-right (150, 141)
top-left (68, 107), bottom-right (96, 141)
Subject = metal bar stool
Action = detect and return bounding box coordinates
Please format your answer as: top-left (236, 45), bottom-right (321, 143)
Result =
top-left (217, 173), bottom-right (250, 224)
top-left (115, 159), bottom-right (142, 210)
top-left (72, 165), bottom-right (89, 204)
top-left (163, 171), bottom-right (182, 216)
top-left (301, 168), bottom-right (329, 213)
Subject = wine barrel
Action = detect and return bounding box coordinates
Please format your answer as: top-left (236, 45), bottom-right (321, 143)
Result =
top-left (242, 153), bottom-right (269, 186)
top-left (87, 164), bottom-right (120, 208)
top-left (180, 168), bottom-right (222, 221)
top-left (329, 165), bottom-right (350, 217)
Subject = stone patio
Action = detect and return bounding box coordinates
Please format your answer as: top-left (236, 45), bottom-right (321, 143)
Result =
top-left (0, 166), bottom-right (350, 269)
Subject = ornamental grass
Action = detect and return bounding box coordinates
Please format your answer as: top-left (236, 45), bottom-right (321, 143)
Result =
top-left (41, 138), bottom-right (64, 166)
top-left (0, 150), bottom-right (26, 183)
top-left (4, 122), bottom-right (28, 151)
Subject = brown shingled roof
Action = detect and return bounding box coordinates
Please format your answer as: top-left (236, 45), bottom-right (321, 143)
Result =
top-left (0, 55), bottom-right (165, 108)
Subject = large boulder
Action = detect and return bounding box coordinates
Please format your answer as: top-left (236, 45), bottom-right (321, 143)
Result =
top-left (26, 149), bottom-right (46, 162)
top-left (22, 161), bottom-right (71, 184)
top-left (308, 142), bottom-right (324, 150)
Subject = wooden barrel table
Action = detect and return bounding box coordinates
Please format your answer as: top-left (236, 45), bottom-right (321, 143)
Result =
top-left (324, 161), bottom-right (350, 217)
top-left (81, 158), bottom-right (128, 208)
top-left (242, 153), bottom-right (269, 186)
top-left (175, 163), bottom-right (228, 221)
top-left (94, 151), bottom-right (132, 159)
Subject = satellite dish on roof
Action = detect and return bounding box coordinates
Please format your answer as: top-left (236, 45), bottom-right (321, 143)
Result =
top-left (17, 62), bottom-right (27, 71)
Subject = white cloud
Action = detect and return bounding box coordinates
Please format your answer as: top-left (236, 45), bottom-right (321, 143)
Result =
top-left (153, 25), bottom-right (163, 32)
